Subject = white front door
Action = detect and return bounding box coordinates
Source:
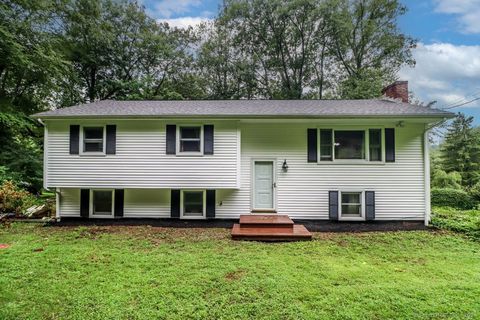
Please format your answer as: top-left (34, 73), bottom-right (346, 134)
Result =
top-left (253, 161), bottom-right (274, 210)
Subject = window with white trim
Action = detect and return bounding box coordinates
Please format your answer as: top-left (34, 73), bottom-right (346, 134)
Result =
top-left (181, 190), bottom-right (205, 218)
top-left (319, 128), bottom-right (384, 162)
top-left (335, 130), bottom-right (365, 159)
top-left (340, 192), bottom-right (363, 218)
top-left (91, 190), bottom-right (114, 217)
top-left (369, 129), bottom-right (382, 161)
top-left (178, 126), bottom-right (202, 153)
top-left (83, 127), bottom-right (104, 153)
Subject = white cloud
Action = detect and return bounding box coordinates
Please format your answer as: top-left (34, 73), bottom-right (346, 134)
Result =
top-left (399, 42), bottom-right (480, 108)
top-left (158, 16), bottom-right (212, 29)
top-left (434, 0), bottom-right (480, 34)
top-left (150, 0), bottom-right (202, 19)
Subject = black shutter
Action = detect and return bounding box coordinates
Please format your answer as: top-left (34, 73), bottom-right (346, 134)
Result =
top-left (385, 128), bottom-right (395, 162)
top-left (171, 189), bottom-right (180, 218)
top-left (365, 191), bottom-right (375, 221)
top-left (204, 125), bottom-right (214, 155)
top-left (70, 125), bottom-right (80, 155)
top-left (166, 125), bottom-right (176, 154)
top-left (80, 189), bottom-right (89, 218)
top-left (206, 190), bottom-right (215, 219)
top-left (307, 128), bottom-right (318, 162)
top-left (329, 191), bottom-right (338, 220)
top-left (114, 189), bottom-right (124, 217)
top-left (106, 125), bottom-right (116, 155)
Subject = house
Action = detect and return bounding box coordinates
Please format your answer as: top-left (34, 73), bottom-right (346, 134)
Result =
top-left (32, 82), bottom-right (454, 226)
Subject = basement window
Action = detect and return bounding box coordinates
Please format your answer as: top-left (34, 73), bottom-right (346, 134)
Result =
top-left (181, 190), bottom-right (205, 219)
top-left (340, 192), bottom-right (364, 220)
top-left (83, 127), bottom-right (105, 153)
top-left (90, 189), bottom-right (114, 218)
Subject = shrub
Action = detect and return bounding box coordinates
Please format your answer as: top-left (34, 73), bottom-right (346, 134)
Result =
top-left (431, 188), bottom-right (475, 210)
top-left (0, 180), bottom-right (36, 215)
top-left (469, 182), bottom-right (480, 203)
top-left (431, 206), bottom-right (480, 240)
top-left (431, 169), bottom-right (462, 189)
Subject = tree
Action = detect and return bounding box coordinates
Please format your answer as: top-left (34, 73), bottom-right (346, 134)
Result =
top-left (221, 0), bottom-right (333, 99)
top-left (440, 113), bottom-right (480, 187)
top-left (328, 0), bottom-right (416, 98)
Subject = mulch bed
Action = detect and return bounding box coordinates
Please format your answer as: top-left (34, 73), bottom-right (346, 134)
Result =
top-left (52, 217), bottom-right (428, 232)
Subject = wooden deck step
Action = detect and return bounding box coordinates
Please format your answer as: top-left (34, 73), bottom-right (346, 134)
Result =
top-left (231, 224), bottom-right (312, 241)
top-left (239, 215), bottom-right (294, 228)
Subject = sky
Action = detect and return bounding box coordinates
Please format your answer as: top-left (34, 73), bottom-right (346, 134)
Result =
top-left (142, 0), bottom-right (480, 123)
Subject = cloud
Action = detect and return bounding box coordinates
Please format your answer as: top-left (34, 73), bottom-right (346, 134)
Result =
top-left (399, 42), bottom-right (480, 108)
top-left (149, 0), bottom-right (202, 19)
top-left (434, 0), bottom-right (480, 34)
top-left (158, 16), bottom-right (212, 29)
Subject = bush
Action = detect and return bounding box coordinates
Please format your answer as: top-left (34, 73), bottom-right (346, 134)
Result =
top-left (431, 169), bottom-right (462, 189)
top-left (431, 206), bottom-right (480, 240)
top-left (0, 180), bottom-right (36, 215)
top-left (431, 188), bottom-right (476, 210)
top-left (469, 182), bottom-right (480, 203)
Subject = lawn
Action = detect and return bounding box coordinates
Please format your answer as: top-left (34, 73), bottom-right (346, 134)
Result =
top-left (0, 224), bottom-right (479, 320)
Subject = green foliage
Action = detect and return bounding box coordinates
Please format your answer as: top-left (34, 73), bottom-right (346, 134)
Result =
top-left (0, 180), bottom-right (36, 215)
top-left (440, 113), bottom-right (480, 188)
top-left (431, 188), bottom-right (475, 210)
top-left (469, 182), bottom-right (480, 203)
top-left (432, 206), bottom-right (480, 240)
top-left (339, 68), bottom-right (385, 99)
top-left (431, 169), bottom-right (462, 189)
top-left (1, 224), bottom-right (479, 319)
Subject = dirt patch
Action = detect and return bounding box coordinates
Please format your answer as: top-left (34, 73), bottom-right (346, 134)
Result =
top-left (224, 269), bottom-right (247, 282)
top-left (0, 244), bottom-right (10, 249)
top-left (33, 248), bottom-right (44, 252)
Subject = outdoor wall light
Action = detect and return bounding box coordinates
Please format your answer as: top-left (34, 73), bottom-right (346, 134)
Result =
top-left (282, 159), bottom-right (289, 172)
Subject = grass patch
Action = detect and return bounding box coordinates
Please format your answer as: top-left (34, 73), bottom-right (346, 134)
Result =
top-left (432, 206), bottom-right (480, 240)
top-left (0, 224), bottom-right (479, 319)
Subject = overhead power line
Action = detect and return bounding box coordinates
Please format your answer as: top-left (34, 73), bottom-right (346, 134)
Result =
top-left (442, 96), bottom-right (480, 110)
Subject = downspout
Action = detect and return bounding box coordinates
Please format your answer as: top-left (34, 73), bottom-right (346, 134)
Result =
top-left (423, 126), bottom-right (430, 226)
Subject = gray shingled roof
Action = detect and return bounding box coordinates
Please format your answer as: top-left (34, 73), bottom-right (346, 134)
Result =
top-left (32, 99), bottom-right (454, 119)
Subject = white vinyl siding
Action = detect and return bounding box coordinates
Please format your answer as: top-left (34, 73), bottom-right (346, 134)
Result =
top-left (45, 120), bottom-right (239, 189)
top-left (58, 188), bottom-right (80, 217)
top-left (124, 189), bottom-right (170, 218)
top-left (53, 120), bottom-right (427, 221)
top-left (215, 122), bottom-right (426, 220)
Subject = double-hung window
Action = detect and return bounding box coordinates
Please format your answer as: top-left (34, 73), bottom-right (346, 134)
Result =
top-left (319, 128), bottom-right (384, 162)
top-left (83, 127), bottom-right (104, 153)
top-left (178, 126), bottom-right (202, 153)
top-left (340, 192), bottom-right (363, 219)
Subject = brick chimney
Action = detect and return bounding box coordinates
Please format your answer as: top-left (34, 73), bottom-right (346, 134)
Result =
top-left (382, 81), bottom-right (408, 103)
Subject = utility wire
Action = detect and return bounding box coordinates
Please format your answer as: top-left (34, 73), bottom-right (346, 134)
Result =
top-left (440, 89), bottom-right (480, 109)
top-left (442, 96), bottom-right (480, 110)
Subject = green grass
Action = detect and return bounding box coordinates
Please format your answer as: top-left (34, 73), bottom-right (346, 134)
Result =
top-left (1, 224), bottom-right (479, 320)
top-left (432, 206), bottom-right (480, 240)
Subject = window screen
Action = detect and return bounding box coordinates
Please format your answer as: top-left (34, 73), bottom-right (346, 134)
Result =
top-left (83, 127), bottom-right (104, 152)
top-left (183, 191), bottom-right (204, 217)
top-left (180, 127), bottom-right (201, 152)
top-left (334, 131), bottom-right (365, 159)
top-left (92, 190), bottom-right (113, 215)
top-left (369, 129), bottom-right (382, 161)
top-left (320, 129), bottom-right (333, 161)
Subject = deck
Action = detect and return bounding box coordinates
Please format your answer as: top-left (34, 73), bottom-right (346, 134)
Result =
top-left (231, 215), bottom-right (312, 241)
